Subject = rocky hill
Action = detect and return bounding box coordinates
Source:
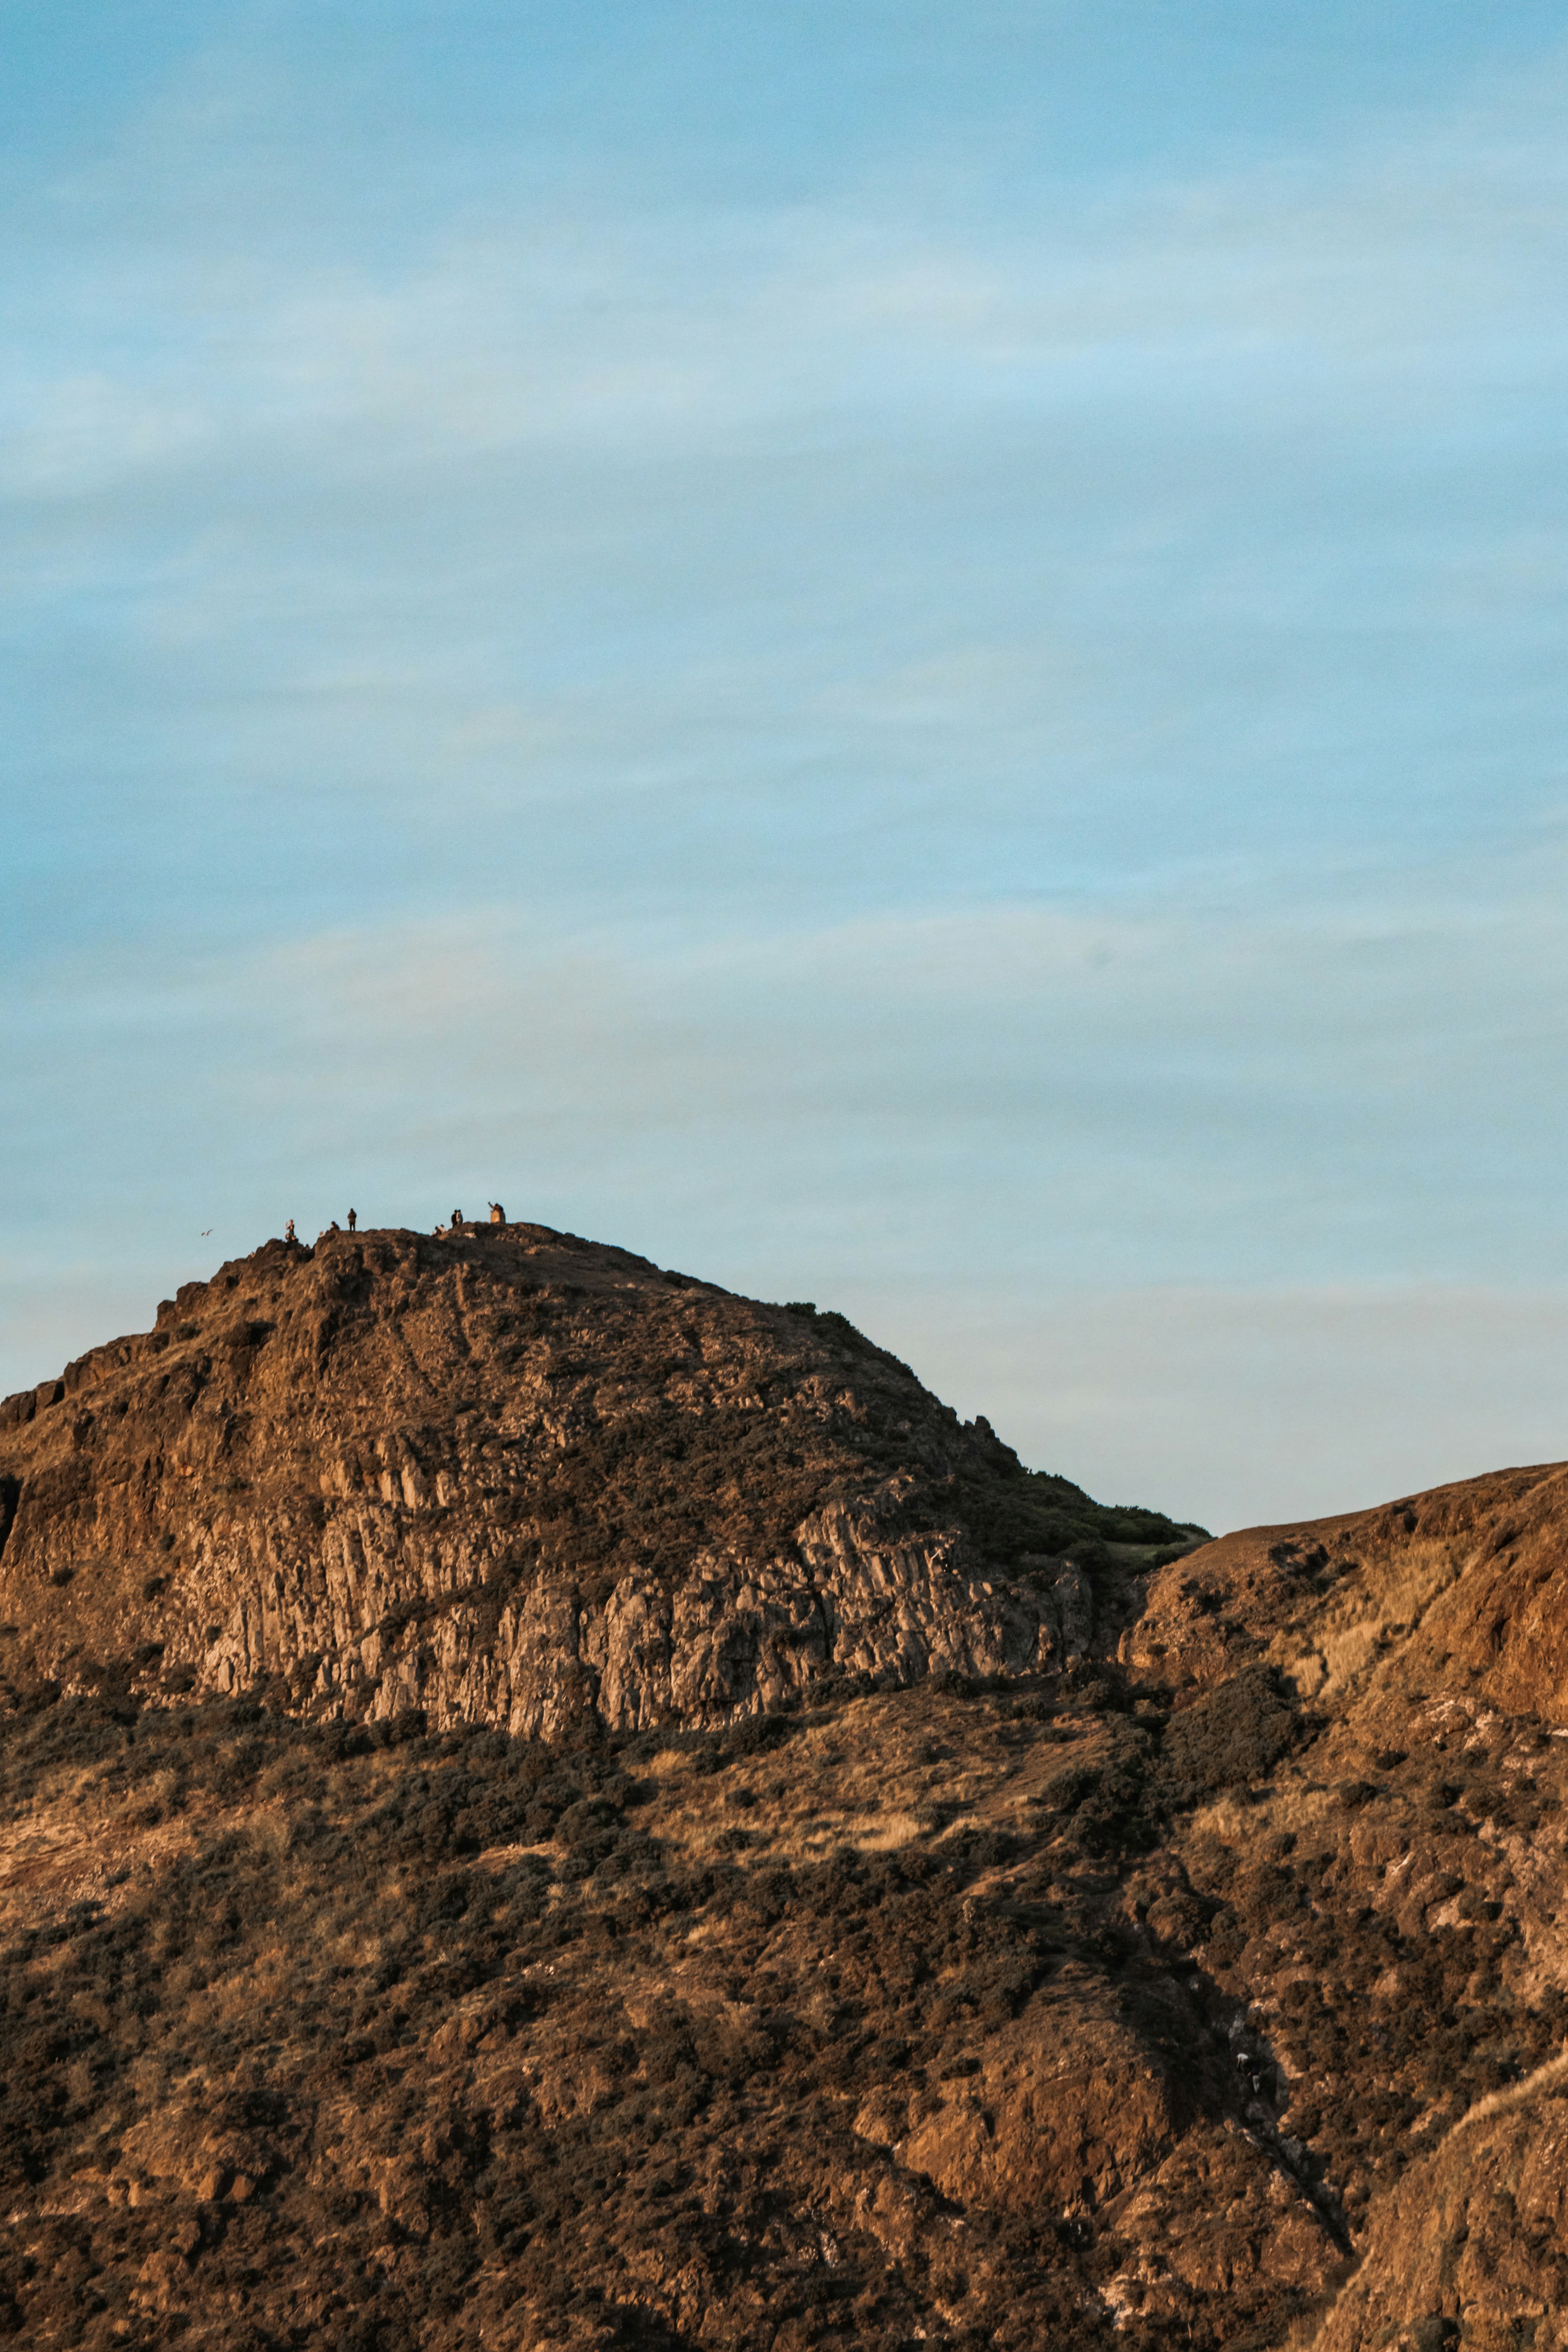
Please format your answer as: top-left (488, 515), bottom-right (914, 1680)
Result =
top-left (0, 1223), bottom-right (1201, 1733)
top-left (0, 1225), bottom-right (1564, 2350)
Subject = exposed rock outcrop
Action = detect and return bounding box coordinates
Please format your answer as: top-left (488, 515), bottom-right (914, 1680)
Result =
top-left (0, 1223), bottom-right (1188, 1734)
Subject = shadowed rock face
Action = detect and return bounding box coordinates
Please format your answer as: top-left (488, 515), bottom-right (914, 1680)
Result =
top-left (0, 1225), bottom-right (1183, 1734)
top-left (4, 1229), bottom-right (1568, 2349)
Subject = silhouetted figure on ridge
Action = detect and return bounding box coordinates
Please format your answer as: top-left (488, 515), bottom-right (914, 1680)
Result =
top-left (451, 1209), bottom-right (464, 1231)
top-left (489, 1202), bottom-right (506, 1225)
top-left (347, 1208), bottom-right (357, 1232)
top-left (285, 1219), bottom-right (296, 1243)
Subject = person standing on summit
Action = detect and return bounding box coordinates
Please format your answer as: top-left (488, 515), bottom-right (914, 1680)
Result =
top-left (347, 1208), bottom-right (357, 1232)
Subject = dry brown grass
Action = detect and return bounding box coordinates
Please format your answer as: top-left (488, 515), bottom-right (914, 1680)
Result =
top-left (1276, 1538), bottom-right (1469, 1707)
top-left (628, 1689), bottom-right (1114, 1869)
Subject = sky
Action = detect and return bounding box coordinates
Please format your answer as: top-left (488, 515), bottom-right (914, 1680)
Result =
top-left (4, 1), bottom-right (1568, 1532)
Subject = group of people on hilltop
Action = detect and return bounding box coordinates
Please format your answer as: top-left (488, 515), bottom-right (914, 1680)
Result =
top-left (282, 1208), bottom-right (358, 1243)
top-left (280, 1203), bottom-right (507, 1245)
top-left (442, 1204), bottom-right (507, 1232)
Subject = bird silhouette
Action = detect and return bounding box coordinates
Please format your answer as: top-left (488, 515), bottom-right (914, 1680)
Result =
top-left (200, 1228), bottom-right (212, 1236)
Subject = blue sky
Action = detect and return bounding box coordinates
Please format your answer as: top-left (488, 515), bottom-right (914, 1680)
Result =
top-left (4, 2), bottom-right (1568, 1529)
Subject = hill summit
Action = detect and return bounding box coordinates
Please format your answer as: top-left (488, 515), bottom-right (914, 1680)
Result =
top-left (0, 1221), bottom-right (1202, 1731)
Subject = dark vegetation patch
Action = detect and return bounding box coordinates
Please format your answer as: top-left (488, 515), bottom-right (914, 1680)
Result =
top-left (945, 1462), bottom-right (1208, 1576)
top-left (780, 1302), bottom-right (894, 1357)
top-left (1182, 1699), bottom-right (1568, 2230)
top-left (1035, 1719), bottom-right (1165, 1857)
top-left (1157, 1666), bottom-right (1303, 1804)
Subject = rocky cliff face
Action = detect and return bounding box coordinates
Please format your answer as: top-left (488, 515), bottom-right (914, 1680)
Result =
top-left (3, 1228), bottom-right (1567, 2351)
top-left (0, 1224), bottom-right (1190, 1736)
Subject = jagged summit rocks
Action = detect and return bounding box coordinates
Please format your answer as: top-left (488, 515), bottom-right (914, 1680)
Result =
top-left (0, 1222), bottom-right (1199, 1732)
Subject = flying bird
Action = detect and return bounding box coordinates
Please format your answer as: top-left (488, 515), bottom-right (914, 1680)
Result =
top-left (200, 1228), bottom-right (212, 1236)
